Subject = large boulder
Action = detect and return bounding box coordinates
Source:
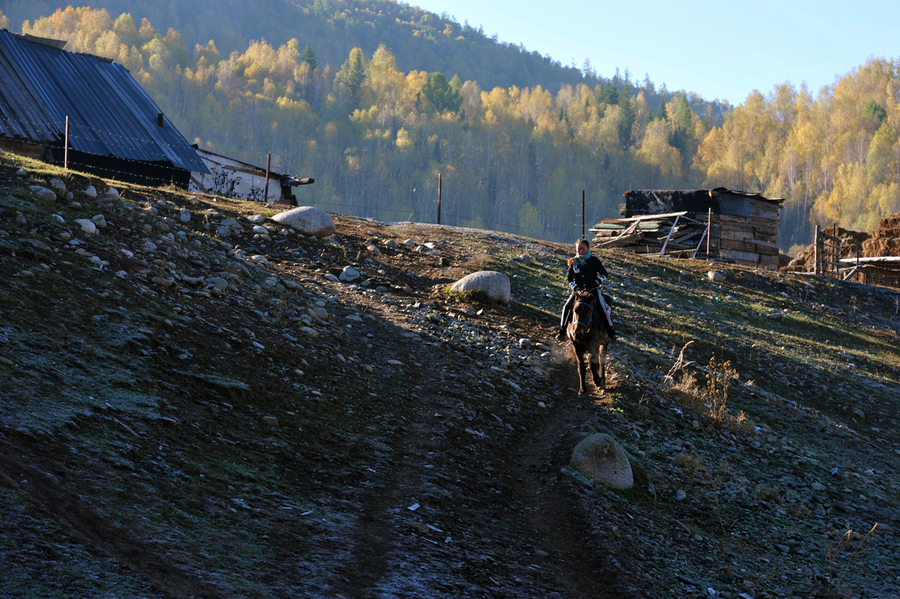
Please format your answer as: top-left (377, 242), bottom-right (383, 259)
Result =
top-left (450, 271), bottom-right (510, 304)
top-left (271, 206), bottom-right (335, 238)
top-left (570, 433), bottom-right (633, 489)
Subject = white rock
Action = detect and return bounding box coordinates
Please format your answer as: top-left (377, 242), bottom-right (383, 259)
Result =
top-left (707, 270), bottom-right (725, 282)
top-left (219, 218), bottom-right (242, 229)
top-left (89, 255), bottom-right (109, 268)
top-left (105, 187), bottom-right (120, 198)
top-left (324, 273), bottom-right (340, 282)
top-left (74, 219), bottom-right (97, 235)
top-left (91, 214), bottom-right (107, 228)
top-left (450, 271), bottom-right (511, 304)
top-left (570, 434), bottom-right (634, 489)
top-left (205, 277), bottom-right (229, 291)
top-left (252, 225), bottom-right (269, 235)
top-left (767, 310), bottom-right (784, 321)
top-left (30, 186), bottom-right (57, 201)
top-left (179, 209), bottom-right (191, 223)
top-left (299, 326), bottom-right (320, 339)
top-left (247, 214), bottom-right (267, 223)
top-left (83, 185), bottom-right (98, 199)
top-left (675, 489), bottom-right (687, 501)
top-left (271, 206), bottom-right (335, 238)
top-left (339, 266), bottom-right (360, 282)
top-left (49, 178), bottom-right (67, 194)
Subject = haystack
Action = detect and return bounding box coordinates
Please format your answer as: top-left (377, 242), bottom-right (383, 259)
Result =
top-left (784, 227), bottom-right (870, 272)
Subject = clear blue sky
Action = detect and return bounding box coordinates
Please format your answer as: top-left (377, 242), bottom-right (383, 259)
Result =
top-left (409, 0), bottom-right (900, 106)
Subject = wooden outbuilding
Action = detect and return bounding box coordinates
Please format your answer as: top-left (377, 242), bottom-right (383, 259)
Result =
top-left (188, 146), bottom-right (314, 205)
top-left (590, 188), bottom-right (784, 269)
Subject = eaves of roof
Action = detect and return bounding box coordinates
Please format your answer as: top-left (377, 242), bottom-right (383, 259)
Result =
top-left (0, 29), bottom-right (207, 174)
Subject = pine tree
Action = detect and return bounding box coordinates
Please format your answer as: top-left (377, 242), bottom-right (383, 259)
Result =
top-left (300, 41), bottom-right (318, 71)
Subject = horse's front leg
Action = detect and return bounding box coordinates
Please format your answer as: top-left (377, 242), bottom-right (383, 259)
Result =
top-left (575, 349), bottom-right (587, 395)
top-left (593, 344), bottom-right (607, 390)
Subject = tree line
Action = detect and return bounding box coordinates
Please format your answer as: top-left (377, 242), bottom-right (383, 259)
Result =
top-left (7, 5), bottom-right (900, 249)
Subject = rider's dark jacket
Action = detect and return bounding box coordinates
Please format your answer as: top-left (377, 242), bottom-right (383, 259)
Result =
top-left (566, 254), bottom-right (609, 291)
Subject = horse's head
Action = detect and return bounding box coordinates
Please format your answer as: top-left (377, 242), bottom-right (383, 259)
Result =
top-left (569, 293), bottom-right (595, 342)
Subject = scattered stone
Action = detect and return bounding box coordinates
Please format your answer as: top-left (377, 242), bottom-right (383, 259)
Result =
top-left (219, 218), bottom-right (243, 230)
top-left (205, 277), bottom-right (229, 291)
top-left (570, 433), bottom-right (633, 489)
top-left (707, 270), bottom-right (725, 282)
top-left (450, 271), bottom-right (511, 304)
top-left (339, 266), bottom-right (360, 282)
top-left (30, 186), bottom-right (57, 202)
top-left (83, 185), bottom-right (98, 199)
top-left (74, 219), bottom-right (97, 235)
top-left (767, 309), bottom-right (783, 321)
top-left (262, 416), bottom-right (279, 427)
top-left (49, 178), bottom-right (66, 194)
top-left (271, 206), bottom-right (335, 238)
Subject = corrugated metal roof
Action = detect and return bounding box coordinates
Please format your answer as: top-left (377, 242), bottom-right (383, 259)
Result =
top-left (0, 29), bottom-right (206, 173)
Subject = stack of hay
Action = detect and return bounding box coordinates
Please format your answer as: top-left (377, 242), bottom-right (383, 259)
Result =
top-left (862, 213), bottom-right (900, 257)
top-left (784, 227), bottom-right (870, 272)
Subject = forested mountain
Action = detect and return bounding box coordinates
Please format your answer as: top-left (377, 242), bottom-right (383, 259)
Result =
top-left (2, 4), bottom-right (899, 249)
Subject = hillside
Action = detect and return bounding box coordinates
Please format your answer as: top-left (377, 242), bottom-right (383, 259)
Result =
top-left (2, 151), bottom-right (900, 599)
top-left (4, 0), bottom-right (598, 93)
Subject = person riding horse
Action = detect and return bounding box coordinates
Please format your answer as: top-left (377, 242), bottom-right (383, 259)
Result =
top-left (556, 238), bottom-right (616, 342)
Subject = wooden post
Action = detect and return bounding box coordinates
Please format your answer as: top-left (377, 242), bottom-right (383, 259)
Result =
top-left (582, 190), bottom-right (585, 240)
top-left (438, 173), bottom-right (442, 225)
top-left (814, 225), bottom-right (821, 276)
top-left (264, 153), bottom-right (271, 203)
top-left (64, 116), bottom-right (69, 170)
top-left (706, 208), bottom-right (711, 257)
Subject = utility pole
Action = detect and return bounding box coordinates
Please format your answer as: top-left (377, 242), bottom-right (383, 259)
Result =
top-left (581, 189), bottom-right (585, 239)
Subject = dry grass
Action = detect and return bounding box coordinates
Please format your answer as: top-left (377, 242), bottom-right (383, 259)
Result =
top-left (664, 343), bottom-right (754, 435)
top-left (824, 524), bottom-right (881, 597)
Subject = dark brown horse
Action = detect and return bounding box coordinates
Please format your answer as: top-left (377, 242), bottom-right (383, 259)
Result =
top-left (566, 289), bottom-right (610, 395)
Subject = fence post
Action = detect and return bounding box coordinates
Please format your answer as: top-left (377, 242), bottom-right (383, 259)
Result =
top-left (264, 153), bottom-right (271, 203)
top-left (814, 225), bottom-right (821, 276)
top-left (582, 190), bottom-right (585, 240)
top-left (438, 173), bottom-right (442, 225)
top-left (64, 116), bottom-right (69, 170)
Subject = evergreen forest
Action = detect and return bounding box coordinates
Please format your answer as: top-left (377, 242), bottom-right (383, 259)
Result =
top-left (2, 2), bottom-right (900, 250)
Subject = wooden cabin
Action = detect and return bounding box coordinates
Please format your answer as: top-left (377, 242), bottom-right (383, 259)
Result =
top-left (591, 188), bottom-right (784, 269)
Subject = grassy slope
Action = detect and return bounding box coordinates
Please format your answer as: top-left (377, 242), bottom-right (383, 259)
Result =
top-left (1, 151), bottom-right (899, 598)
